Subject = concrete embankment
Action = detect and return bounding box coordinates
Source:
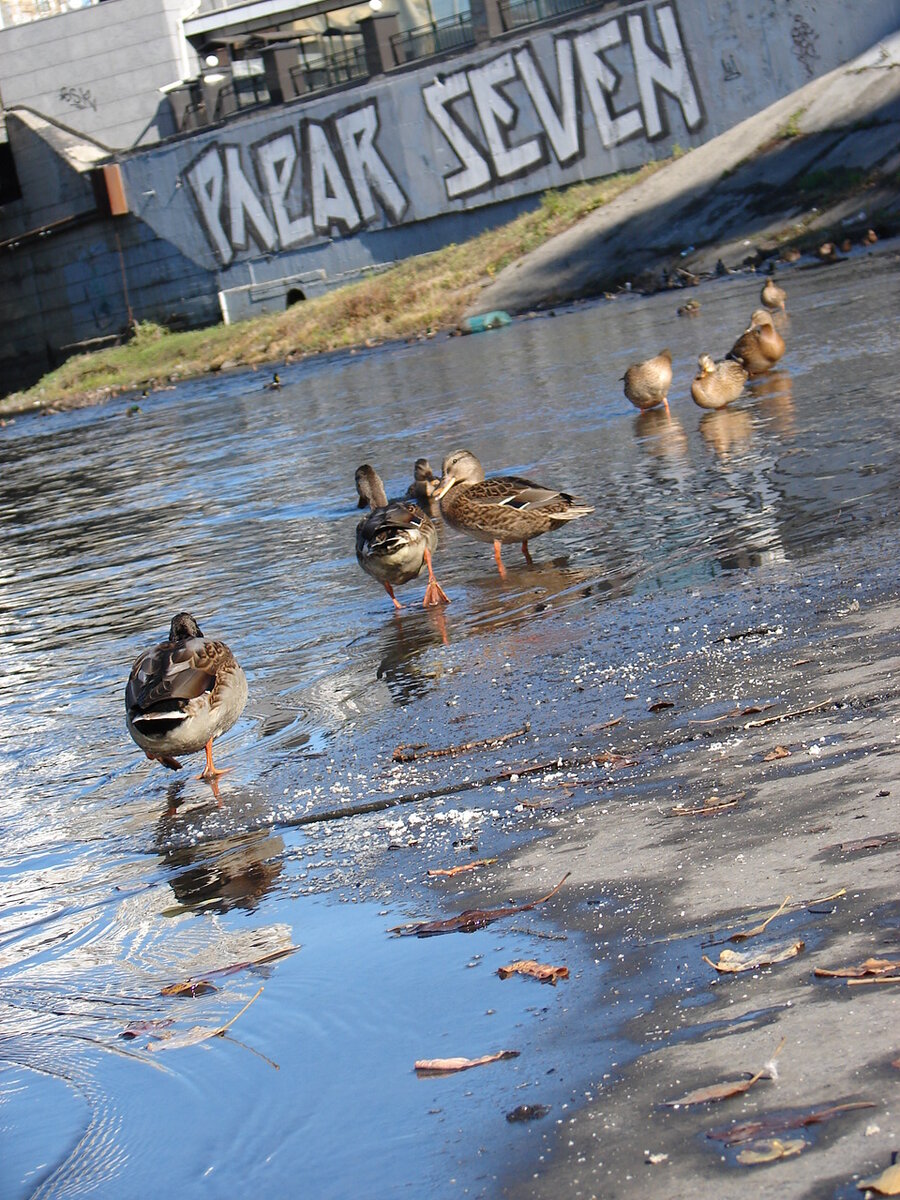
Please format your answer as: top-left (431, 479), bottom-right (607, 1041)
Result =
top-left (469, 33), bottom-right (900, 316)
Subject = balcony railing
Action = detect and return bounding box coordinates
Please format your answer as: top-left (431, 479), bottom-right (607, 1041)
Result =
top-left (499, 0), bottom-right (609, 32)
top-left (390, 13), bottom-right (475, 67)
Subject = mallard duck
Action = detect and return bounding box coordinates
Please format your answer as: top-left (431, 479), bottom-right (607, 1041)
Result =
top-left (265, 372), bottom-right (281, 390)
top-left (728, 310), bottom-right (785, 374)
top-left (355, 465), bottom-right (449, 609)
top-left (432, 449), bottom-right (594, 578)
top-left (405, 458), bottom-right (439, 504)
top-left (623, 350), bottom-right (673, 413)
top-left (691, 354), bottom-right (748, 410)
top-left (126, 613), bottom-right (247, 780)
top-left (760, 278), bottom-right (787, 311)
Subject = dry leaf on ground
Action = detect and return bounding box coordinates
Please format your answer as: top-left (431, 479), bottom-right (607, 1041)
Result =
top-left (427, 858), bottom-right (497, 878)
top-left (391, 873), bottom-right (569, 937)
top-left (737, 1137), bottom-right (806, 1165)
top-left (837, 832), bottom-right (900, 854)
top-left (704, 941), bottom-right (804, 974)
top-left (497, 960), bottom-right (569, 985)
top-left (764, 745), bottom-right (791, 761)
top-left (414, 1050), bottom-right (519, 1075)
top-left (857, 1163), bottom-right (900, 1195)
top-left (815, 957), bottom-right (900, 980)
top-left (648, 700), bottom-right (675, 712)
top-left (669, 795), bottom-right (739, 817)
top-left (730, 896), bottom-right (791, 943)
top-left (665, 1037), bottom-right (785, 1107)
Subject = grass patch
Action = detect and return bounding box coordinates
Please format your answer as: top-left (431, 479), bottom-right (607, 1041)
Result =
top-left (2, 160), bottom-right (667, 414)
top-left (779, 108), bottom-right (806, 139)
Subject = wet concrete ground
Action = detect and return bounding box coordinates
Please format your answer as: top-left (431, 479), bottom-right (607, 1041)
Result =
top-left (0, 251), bottom-right (898, 1198)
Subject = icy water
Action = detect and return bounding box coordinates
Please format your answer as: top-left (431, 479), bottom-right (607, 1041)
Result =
top-left (1, 253), bottom-right (898, 1199)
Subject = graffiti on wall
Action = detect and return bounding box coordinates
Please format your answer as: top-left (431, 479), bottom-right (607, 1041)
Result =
top-left (181, 2), bottom-right (702, 265)
top-left (424, 4), bottom-right (701, 200)
top-left (185, 100), bottom-right (408, 266)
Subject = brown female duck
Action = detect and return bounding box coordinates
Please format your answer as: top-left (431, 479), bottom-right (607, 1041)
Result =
top-left (623, 349), bottom-right (673, 413)
top-left (760, 278), bottom-right (787, 311)
top-left (355, 465), bottom-right (449, 609)
top-left (728, 309), bottom-right (785, 374)
top-left (432, 449), bottom-right (593, 577)
top-left (691, 354), bottom-right (748, 410)
top-left (126, 613), bottom-right (247, 780)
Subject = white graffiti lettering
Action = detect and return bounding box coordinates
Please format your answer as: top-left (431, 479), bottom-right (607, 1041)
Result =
top-left (425, 2), bottom-right (702, 200)
top-left (183, 100), bottom-right (407, 264)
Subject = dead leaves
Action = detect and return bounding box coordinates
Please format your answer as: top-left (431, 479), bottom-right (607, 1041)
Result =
top-left (148, 987), bottom-right (264, 1053)
top-left (497, 960), bottom-right (569, 985)
top-left (737, 1137), bottom-right (806, 1165)
top-left (837, 832), bottom-right (900, 855)
top-left (391, 873), bottom-right (570, 937)
top-left (815, 958), bottom-right (900, 985)
top-left (764, 744), bottom-right (791, 761)
top-left (664, 1038), bottom-right (784, 1107)
top-left (704, 941), bottom-right (804, 974)
top-left (858, 1163), bottom-right (900, 1195)
top-left (648, 700), bottom-right (674, 713)
top-left (414, 1050), bottom-right (519, 1076)
top-left (427, 858), bottom-right (497, 878)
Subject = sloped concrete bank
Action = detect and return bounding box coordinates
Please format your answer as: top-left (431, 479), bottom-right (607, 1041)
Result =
top-left (470, 33), bottom-right (900, 315)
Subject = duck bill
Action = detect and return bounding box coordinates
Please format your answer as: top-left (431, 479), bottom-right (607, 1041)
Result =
top-left (432, 477), bottom-right (456, 501)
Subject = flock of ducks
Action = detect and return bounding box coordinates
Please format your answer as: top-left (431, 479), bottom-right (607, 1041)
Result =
top-left (624, 278), bottom-right (787, 414)
top-left (125, 277), bottom-right (787, 782)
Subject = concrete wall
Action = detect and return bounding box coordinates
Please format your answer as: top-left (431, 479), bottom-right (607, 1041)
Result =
top-left (114, 0), bottom-right (900, 307)
top-left (0, 0), bottom-right (197, 149)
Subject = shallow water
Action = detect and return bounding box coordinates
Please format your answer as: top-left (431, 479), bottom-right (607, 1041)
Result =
top-left (1, 252), bottom-right (898, 1198)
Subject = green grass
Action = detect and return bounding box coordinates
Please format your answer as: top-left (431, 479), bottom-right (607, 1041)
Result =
top-left (2, 161), bottom-right (666, 414)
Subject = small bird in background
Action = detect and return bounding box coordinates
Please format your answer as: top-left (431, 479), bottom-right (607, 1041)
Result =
top-left (691, 354), bottom-right (748, 410)
top-left (433, 449), bottom-right (594, 578)
top-left (405, 458), bottom-right (439, 505)
top-left (622, 350), bottom-right (673, 414)
top-left (355, 465), bottom-right (449, 609)
top-left (125, 613), bottom-right (247, 781)
top-left (265, 372), bottom-right (282, 390)
top-left (760, 278), bottom-right (787, 312)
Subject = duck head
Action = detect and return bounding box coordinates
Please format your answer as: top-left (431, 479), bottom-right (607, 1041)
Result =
top-left (432, 449), bottom-right (486, 499)
top-left (169, 612), bottom-right (203, 642)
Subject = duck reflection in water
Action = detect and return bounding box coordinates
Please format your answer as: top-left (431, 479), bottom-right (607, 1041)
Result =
top-left (633, 408), bottom-right (689, 459)
top-left (699, 408), bottom-right (755, 462)
top-left (750, 369), bottom-right (795, 437)
top-left (374, 604), bottom-right (451, 704)
top-left (158, 825), bottom-right (286, 914)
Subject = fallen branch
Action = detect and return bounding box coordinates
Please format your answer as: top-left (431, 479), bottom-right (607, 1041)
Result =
top-left (744, 698), bottom-right (834, 729)
top-left (391, 872), bottom-right (570, 937)
top-left (393, 724), bottom-right (530, 763)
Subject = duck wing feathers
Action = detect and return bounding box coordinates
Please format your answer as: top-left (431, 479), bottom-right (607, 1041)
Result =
top-left (126, 637), bottom-right (229, 716)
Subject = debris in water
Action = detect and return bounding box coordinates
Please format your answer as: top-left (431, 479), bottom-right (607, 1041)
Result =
top-left (390, 873), bottom-right (570, 937)
top-left (763, 745), bottom-right (791, 761)
top-left (160, 945), bottom-right (299, 996)
top-left (814, 957), bottom-right (900, 982)
top-left (729, 896), bottom-right (792, 943)
top-left (507, 1103), bottom-right (551, 1122)
top-left (497, 960), bottom-right (569, 985)
top-left (393, 723), bottom-right (529, 762)
top-left (704, 941), bottom-right (804, 973)
top-left (414, 1049), bottom-right (519, 1075)
top-left (148, 987), bottom-right (264, 1052)
top-left (664, 1038), bottom-right (785, 1107)
top-left (707, 1100), bottom-right (875, 1147)
top-left (427, 858), bottom-right (498, 877)
top-left (737, 1137), bottom-right (806, 1165)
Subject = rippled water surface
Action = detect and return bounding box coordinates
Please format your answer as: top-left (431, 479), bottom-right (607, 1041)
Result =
top-left (1, 253), bottom-right (898, 1198)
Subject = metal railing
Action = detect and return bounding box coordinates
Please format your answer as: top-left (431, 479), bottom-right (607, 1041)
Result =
top-left (390, 12), bottom-right (475, 66)
top-left (500, 0), bottom-right (610, 32)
